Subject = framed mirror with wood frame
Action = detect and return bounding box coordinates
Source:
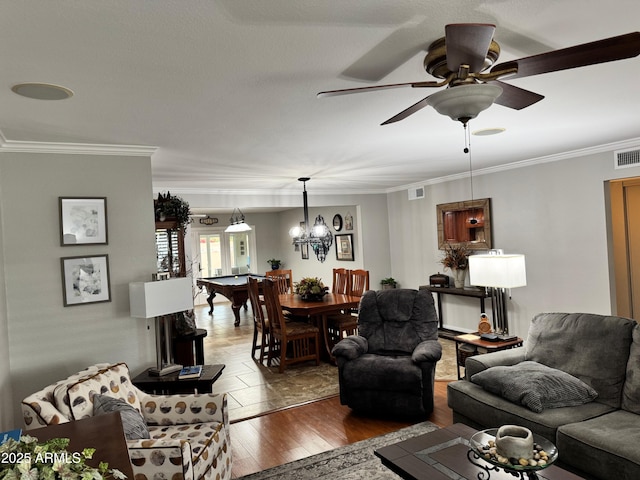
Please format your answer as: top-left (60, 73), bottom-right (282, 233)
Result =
top-left (436, 198), bottom-right (492, 250)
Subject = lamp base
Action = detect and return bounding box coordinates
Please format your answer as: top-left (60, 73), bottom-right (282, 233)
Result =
top-left (148, 363), bottom-right (183, 376)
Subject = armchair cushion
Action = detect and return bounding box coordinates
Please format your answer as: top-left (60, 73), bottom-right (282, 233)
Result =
top-left (93, 394), bottom-right (150, 440)
top-left (471, 360), bottom-right (598, 413)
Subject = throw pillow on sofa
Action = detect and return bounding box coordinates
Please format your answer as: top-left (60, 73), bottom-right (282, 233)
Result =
top-left (93, 394), bottom-right (150, 440)
top-left (470, 361), bottom-right (598, 413)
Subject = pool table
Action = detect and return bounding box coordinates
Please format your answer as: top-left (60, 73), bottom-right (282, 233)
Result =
top-left (197, 274), bottom-right (265, 326)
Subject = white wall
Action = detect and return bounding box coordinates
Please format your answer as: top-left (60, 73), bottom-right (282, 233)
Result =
top-left (387, 147), bottom-right (640, 337)
top-left (0, 151), bottom-right (158, 428)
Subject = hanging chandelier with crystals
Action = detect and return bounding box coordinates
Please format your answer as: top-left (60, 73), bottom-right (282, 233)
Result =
top-left (289, 177), bottom-right (333, 262)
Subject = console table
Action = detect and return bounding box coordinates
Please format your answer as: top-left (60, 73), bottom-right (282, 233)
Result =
top-left (132, 363), bottom-right (225, 394)
top-left (419, 285), bottom-right (490, 330)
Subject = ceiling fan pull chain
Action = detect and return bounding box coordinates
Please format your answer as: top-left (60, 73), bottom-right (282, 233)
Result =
top-left (464, 123), bottom-right (475, 203)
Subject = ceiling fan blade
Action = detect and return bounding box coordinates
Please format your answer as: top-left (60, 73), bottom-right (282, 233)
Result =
top-left (491, 32), bottom-right (640, 80)
top-left (381, 94), bottom-right (433, 125)
top-left (317, 81), bottom-right (440, 98)
top-left (445, 23), bottom-right (496, 73)
top-left (490, 80), bottom-right (545, 110)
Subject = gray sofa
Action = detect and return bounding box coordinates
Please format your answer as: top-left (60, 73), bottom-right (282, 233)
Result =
top-left (447, 312), bottom-right (640, 480)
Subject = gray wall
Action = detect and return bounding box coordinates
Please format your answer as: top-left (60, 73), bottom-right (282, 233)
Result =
top-left (387, 147), bottom-right (640, 337)
top-left (0, 151), bottom-right (158, 429)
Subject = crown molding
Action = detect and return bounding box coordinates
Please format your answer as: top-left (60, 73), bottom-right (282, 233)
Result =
top-left (0, 134), bottom-right (157, 157)
top-left (387, 137), bottom-right (640, 194)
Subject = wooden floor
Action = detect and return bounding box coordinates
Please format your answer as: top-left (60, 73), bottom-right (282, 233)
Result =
top-left (230, 380), bottom-right (453, 477)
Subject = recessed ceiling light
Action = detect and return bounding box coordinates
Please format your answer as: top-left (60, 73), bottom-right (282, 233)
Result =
top-left (472, 127), bottom-right (506, 136)
top-left (11, 82), bottom-right (73, 100)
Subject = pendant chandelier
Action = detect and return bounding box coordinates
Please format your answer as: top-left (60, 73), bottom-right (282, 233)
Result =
top-left (225, 208), bottom-right (251, 232)
top-left (289, 177), bottom-right (333, 262)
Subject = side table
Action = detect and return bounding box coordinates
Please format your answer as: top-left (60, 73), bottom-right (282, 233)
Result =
top-left (132, 363), bottom-right (225, 394)
top-left (174, 328), bottom-right (207, 365)
top-left (454, 333), bottom-right (523, 379)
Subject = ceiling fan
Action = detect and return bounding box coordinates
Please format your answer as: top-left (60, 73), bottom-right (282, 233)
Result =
top-left (318, 24), bottom-right (640, 125)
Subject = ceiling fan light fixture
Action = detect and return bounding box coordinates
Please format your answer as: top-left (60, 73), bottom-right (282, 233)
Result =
top-left (428, 84), bottom-right (503, 124)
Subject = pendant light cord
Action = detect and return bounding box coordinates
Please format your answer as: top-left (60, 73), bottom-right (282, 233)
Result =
top-left (464, 123), bottom-right (474, 202)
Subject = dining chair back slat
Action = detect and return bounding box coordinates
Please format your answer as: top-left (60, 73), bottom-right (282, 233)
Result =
top-left (265, 269), bottom-right (293, 294)
top-left (332, 268), bottom-right (350, 295)
top-left (349, 269), bottom-right (370, 297)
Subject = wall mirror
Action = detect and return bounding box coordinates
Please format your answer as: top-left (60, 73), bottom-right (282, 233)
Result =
top-left (436, 198), bottom-right (492, 250)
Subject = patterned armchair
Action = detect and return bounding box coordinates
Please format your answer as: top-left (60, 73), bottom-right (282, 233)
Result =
top-left (332, 288), bottom-right (442, 418)
top-left (21, 363), bottom-right (231, 480)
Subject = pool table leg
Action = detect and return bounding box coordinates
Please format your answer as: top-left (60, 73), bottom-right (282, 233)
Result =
top-left (206, 290), bottom-right (215, 315)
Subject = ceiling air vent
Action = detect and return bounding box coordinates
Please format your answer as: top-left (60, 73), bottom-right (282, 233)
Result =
top-left (408, 186), bottom-right (425, 201)
top-left (614, 147), bottom-right (640, 169)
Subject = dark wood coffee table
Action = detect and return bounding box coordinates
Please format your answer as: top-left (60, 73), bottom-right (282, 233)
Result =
top-left (132, 363), bottom-right (225, 394)
top-left (375, 423), bottom-right (585, 480)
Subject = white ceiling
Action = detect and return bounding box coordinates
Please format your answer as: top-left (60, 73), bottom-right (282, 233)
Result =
top-left (1, 1), bottom-right (639, 197)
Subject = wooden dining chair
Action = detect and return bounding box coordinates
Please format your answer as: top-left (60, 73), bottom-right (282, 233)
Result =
top-left (332, 268), bottom-right (350, 295)
top-left (261, 277), bottom-right (320, 373)
top-left (326, 269), bottom-right (370, 352)
top-left (265, 269), bottom-right (293, 294)
top-left (247, 276), bottom-right (271, 364)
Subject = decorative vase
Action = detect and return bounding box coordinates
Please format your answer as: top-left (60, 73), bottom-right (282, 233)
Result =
top-left (452, 268), bottom-right (466, 288)
top-left (495, 425), bottom-right (534, 460)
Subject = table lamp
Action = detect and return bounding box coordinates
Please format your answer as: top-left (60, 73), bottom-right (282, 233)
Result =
top-left (129, 277), bottom-right (193, 376)
top-left (469, 253), bottom-right (526, 340)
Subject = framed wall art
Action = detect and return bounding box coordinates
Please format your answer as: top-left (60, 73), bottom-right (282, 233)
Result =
top-left (61, 254), bottom-right (111, 306)
top-left (59, 197), bottom-right (108, 245)
top-left (335, 234), bottom-right (354, 261)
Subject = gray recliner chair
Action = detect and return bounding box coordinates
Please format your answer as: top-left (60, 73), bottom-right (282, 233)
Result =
top-left (332, 288), bottom-right (442, 417)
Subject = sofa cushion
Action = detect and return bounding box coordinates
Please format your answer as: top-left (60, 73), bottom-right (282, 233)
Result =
top-left (93, 394), bottom-right (150, 440)
top-left (525, 312), bottom-right (636, 408)
top-left (470, 361), bottom-right (598, 413)
top-left (622, 323), bottom-right (640, 414)
top-left (557, 410), bottom-right (640, 480)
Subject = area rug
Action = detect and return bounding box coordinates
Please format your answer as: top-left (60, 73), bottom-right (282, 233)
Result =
top-left (236, 421), bottom-right (440, 480)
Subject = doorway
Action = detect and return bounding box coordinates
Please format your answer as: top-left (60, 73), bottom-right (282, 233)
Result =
top-left (192, 227), bottom-right (256, 305)
top-left (609, 177), bottom-right (640, 319)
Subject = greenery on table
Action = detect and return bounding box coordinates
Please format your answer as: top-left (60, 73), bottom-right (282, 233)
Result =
top-left (0, 435), bottom-right (126, 480)
top-left (294, 277), bottom-right (327, 296)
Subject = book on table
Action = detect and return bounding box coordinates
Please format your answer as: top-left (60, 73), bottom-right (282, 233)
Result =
top-left (178, 365), bottom-right (203, 379)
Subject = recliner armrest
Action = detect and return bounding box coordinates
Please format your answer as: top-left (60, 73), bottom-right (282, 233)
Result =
top-left (412, 339), bottom-right (443, 363)
top-left (332, 335), bottom-right (368, 360)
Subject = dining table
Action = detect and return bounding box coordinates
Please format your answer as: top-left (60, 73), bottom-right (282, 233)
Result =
top-left (278, 292), bottom-right (362, 362)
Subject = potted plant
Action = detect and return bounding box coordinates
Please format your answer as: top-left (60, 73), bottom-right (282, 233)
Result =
top-left (0, 434), bottom-right (125, 479)
top-left (267, 258), bottom-right (282, 270)
top-left (154, 192), bottom-right (191, 234)
top-left (440, 242), bottom-right (470, 288)
top-left (380, 277), bottom-right (397, 290)
top-left (294, 277), bottom-right (328, 301)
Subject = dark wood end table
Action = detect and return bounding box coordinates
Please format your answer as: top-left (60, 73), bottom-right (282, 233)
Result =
top-left (132, 363), bottom-right (225, 394)
top-left (454, 333), bottom-right (523, 379)
top-left (375, 423), bottom-right (585, 480)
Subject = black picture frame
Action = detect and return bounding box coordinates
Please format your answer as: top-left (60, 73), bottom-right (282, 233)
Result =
top-left (59, 197), bottom-right (108, 245)
top-left (61, 254), bottom-right (111, 306)
top-left (332, 214), bottom-right (343, 232)
top-left (335, 234), bottom-right (354, 261)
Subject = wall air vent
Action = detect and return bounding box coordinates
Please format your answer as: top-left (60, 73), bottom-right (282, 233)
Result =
top-left (614, 147), bottom-right (640, 169)
top-left (408, 186), bottom-right (425, 201)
